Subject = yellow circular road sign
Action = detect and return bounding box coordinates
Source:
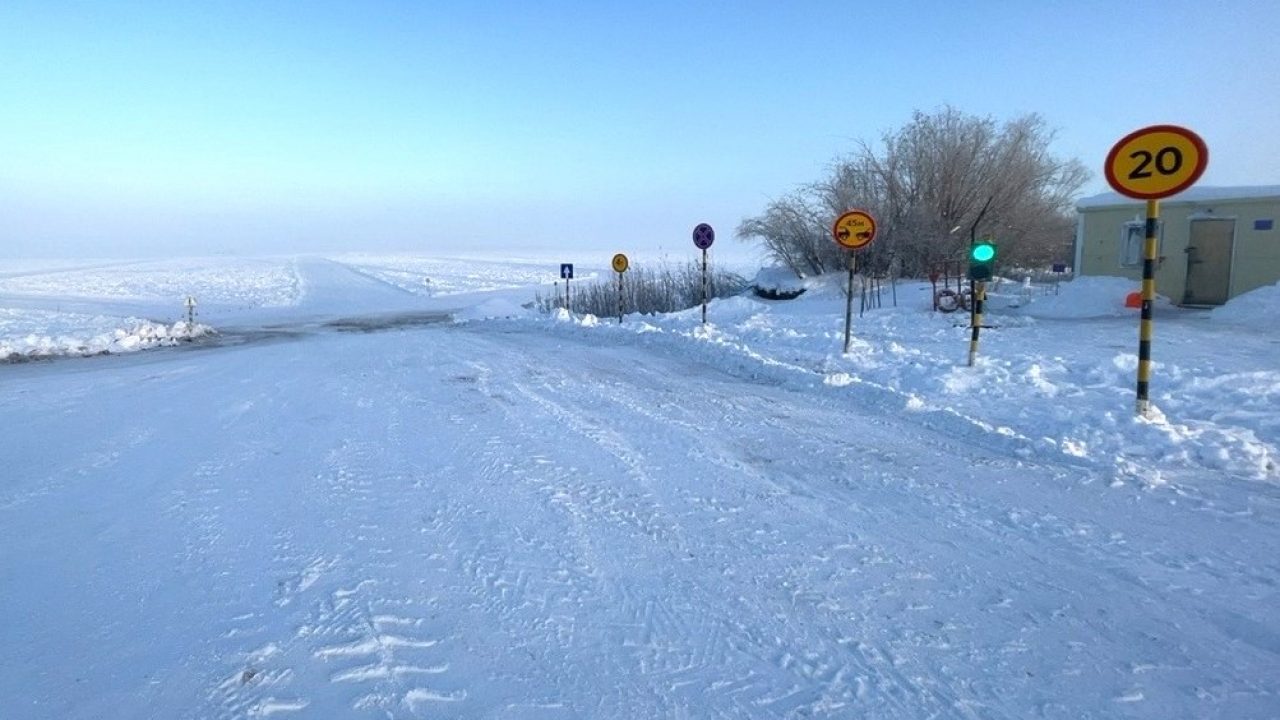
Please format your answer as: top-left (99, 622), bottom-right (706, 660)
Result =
top-left (612, 253), bottom-right (629, 273)
top-left (1105, 125), bottom-right (1208, 200)
top-left (832, 210), bottom-right (877, 250)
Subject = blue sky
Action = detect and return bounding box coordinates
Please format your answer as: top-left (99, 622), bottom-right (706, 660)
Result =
top-left (2, 1), bottom-right (1277, 258)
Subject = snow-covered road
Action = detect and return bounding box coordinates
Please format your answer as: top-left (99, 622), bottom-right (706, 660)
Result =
top-left (3, 309), bottom-right (1277, 718)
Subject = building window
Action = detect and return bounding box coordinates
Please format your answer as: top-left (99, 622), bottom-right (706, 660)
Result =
top-left (1120, 221), bottom-right (1163, 267)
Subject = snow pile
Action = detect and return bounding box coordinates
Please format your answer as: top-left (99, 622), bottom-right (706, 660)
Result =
top-left (751, 266), bottom-right (808, 299)
top-left (1212, 280), bottom-right (1280, 325)
top-left (523, 277), bottom-right (1277, 484)
top-left (1017, 276), bottom-right (1148, 318)
top-left (1, 316), bottom-right (214, 361)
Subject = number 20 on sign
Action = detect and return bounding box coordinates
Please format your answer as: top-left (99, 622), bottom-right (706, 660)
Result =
top-left (1105, 125), bottom-right (1208, 417)
top-left (1105, 125), bottom-right (1207, 200)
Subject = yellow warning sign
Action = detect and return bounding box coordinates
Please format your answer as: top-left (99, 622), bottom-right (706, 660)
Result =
top-left (832, 210), bottom-right (877, 250)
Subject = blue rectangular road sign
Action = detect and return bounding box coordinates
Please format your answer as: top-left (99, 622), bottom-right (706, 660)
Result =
top-left (560, 263), bottom-right (574, 279)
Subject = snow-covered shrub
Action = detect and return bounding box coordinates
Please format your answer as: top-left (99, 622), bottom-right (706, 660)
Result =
top-left (534, 261), bottom-right (747, 317)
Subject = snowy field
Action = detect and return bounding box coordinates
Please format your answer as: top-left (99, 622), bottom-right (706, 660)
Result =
top-left (1, 256), bottom-right (1277, 719)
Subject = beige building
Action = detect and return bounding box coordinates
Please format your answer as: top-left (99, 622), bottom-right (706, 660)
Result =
top-left (1074, 186), bottom-right (1280, 306)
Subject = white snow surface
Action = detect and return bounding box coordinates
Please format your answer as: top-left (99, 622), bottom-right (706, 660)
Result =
top-left (1, 257), bottom-right (1277, 719)
top-left (1015, 276), bottom-right (1158, 319)
top-left (751, 265), bottom-right (809, 294)
top-left (1076, 185), bottom-right (1280, 209)
top-left (0, 310), bottom-right (214, 361)
top-left (1212, 280), bottom-right (1280, 325)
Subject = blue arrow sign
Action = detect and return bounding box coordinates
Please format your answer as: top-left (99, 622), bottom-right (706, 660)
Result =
top-left (560, 263), bottom-right (574, 279)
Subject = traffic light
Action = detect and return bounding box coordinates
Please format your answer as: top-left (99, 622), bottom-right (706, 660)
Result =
top-left (968, 241), bottom-right (997, 281)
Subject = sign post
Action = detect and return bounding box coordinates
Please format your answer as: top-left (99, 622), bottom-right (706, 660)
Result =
top-left (1104, 125), bottom-right (1208, 416)
top-left (559, 263), bottom-right (574, 312)
top-left (832, 210), bottom-right (878, 353)
top-left (184, 295), bottom-right (197, 338)
top-left (612, 253), bottom-right (629, 324)
top-left (692, 223), bottom-right (715, 326)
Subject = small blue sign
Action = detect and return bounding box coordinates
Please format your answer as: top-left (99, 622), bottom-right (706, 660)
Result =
top-left (560, 263), bottom-right (574, 279)
top-left (1255, 219), bottom-right (1274, 231)
top-left (1052, 263), bottom-right (1068, 273)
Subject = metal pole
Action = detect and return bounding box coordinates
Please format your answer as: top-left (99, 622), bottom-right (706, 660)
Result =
top-left (967, 281), bottom-right (985, 367)
top-left (701, 248), bottom-right (708, 325)
top-left (566, 276), bottom-right (571, 313)
top-left (617, 271), bottom-right (624, 324)
top-left (843, 253), bottom-right (856, 354)
top-left (966, 197), bottom-right (993, 355)
top-left (1136, 199), bottom-right (1159, 416)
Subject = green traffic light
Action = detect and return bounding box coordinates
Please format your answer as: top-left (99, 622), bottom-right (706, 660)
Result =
top-left (971, 243), bottom-right (996, 262)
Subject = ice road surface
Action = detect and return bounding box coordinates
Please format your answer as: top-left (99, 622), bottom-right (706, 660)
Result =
top-left (1, 257), bottom-right (1277, 719)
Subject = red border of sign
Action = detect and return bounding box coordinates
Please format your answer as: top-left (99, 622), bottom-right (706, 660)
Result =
top-left (1104, 124), bottom-right (1209, 200)
top-left (832, 210), bottom-right (877, 250)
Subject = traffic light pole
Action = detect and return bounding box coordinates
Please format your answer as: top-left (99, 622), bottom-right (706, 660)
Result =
top-left (967, 281), bottom-right (985, 367)
top-left (966, 199), bottom-right (992, 367)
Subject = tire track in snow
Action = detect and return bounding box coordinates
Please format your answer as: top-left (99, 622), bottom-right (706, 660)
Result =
top-left (445, 341), bottom-right (907, 716)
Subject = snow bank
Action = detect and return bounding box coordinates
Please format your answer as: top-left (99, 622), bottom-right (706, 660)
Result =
top-left (515, 276), bottom-right (1277, 484)
top-left (1, 316), bottom-right (214, 362)
top-left (751, 266), bottom-right (808, 299)
top-left (1212, 280), bottom-right (1280, 325)
top-left (1019, 276), bottom-right (1154, 318)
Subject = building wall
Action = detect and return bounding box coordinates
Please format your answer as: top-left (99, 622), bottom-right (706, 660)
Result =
top-left (1077, 197), bottom-right (1280, 303)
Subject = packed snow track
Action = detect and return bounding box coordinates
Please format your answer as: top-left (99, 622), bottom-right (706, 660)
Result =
top-left (3, 315), bottom-right (1277, 719)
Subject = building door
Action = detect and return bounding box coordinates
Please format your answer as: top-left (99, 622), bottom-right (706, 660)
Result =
top-left (1183, 219), bottom-right (1234, 305)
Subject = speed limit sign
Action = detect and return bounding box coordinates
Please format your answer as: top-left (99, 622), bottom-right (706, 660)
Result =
top-left (1105, 125), bottom-right (1208, 200)
top-left (1104, 124), bottom-right (1208, 418)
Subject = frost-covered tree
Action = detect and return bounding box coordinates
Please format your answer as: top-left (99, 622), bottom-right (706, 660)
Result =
top-left (738, 107), bottom-right (1089, 277)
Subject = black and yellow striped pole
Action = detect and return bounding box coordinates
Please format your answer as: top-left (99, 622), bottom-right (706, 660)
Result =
top-left (965, 235), bottom-right (996, 367)
top-left (612, 253), bottom-right (629, 325)
top-left (964, 199), bottom-right (993, 367)
top-left (1104, 125), bottom-right (1208, 417)
top-left (1135, 199), bottom-right (1159, 414)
